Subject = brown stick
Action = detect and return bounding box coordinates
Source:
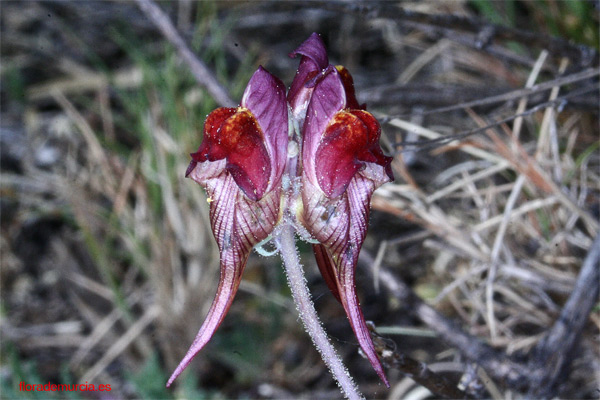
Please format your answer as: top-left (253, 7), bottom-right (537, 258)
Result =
top-left (528, 233), bottom-right (600, 398)
top-left (368, 323), bottom-right (470, 399)
top-left (134, 0), bottom-right (235, 107)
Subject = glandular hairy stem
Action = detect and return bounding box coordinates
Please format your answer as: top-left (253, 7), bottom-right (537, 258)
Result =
top-left (274, 224), bottom-right (363, 400)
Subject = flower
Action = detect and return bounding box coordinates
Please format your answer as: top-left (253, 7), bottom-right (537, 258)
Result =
top-left (168, 66), bottom-right (287, 387)
top-left (169, 33), bottom-right (393, 389)
top-left (290, 35), bottom-right (393, 387)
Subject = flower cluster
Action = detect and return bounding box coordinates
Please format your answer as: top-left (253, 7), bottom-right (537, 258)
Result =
top-left (168, 33), bottom-right (393, 388)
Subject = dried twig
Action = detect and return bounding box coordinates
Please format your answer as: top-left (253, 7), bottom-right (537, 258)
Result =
top-left (368, 323), bottom-right (469, 399)
top-left (135, 0), bottom-right (235, 107)
top-left (388, 67), bottom-right (599, 119)
top-left (297, 1), bottom-right (599, 67)
top-left (385, 83), bottom-right (599, 152)
top-left (528, 233), bottom-right (600, 398)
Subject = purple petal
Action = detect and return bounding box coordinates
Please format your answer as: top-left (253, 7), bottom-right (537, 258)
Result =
top-left (301, 70), bottom-right (347, 187)
top-left (288, 32), bottom-right (329, 70)
top-left (241, 66), bottom-right (288, 190)
top-left (288, 33), bottom-right (329, 123)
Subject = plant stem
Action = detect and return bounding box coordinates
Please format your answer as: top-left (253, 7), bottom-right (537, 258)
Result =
top-left (274, 224), bottom-right (363, 400)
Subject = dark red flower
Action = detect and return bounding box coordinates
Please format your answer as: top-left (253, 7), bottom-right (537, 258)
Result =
top-left (171, 33), bottom-right (394, 390)
top-left (292, 39), bottom-right (393, 386)
top-left (169, 66), bottom-right (287, 387)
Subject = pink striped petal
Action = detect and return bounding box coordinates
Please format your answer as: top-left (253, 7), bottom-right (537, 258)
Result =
top-left (173, 122), bottom-right (282, 386)
top-left (175, 66), bottom-right (286, 389)
top-left (299, 66), bottom-right (393, 383)
top-left (301, 174), bottom-right (390, 387)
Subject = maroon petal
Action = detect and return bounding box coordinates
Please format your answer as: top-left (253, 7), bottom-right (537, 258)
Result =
top-left (316, 110), bottom-right (393, 198)
top-left (315, 111), bottom-right (367, 198)
top-left (312, 243), bottom-right (341, 302)
top-left (301, 176), bottom-right (390, 387)
top-left (191, 107), bottom-right (270, 201)
top-left (301, 65), bottom-right (393, 198)
top-left (191, 107), bottom-right (237, 163)
top-left (334, 65), bottom-right (362, 110)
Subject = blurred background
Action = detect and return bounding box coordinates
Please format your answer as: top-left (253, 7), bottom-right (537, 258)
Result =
top-left (1, 1), bottom-right (598, 399)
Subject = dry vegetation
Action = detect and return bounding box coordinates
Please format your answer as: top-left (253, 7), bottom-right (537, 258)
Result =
top-left (1, 1), bottom-right (599, 399)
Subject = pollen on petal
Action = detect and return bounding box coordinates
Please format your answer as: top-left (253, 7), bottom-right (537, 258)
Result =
top-left (193, 107), bottom-right (238, 162)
